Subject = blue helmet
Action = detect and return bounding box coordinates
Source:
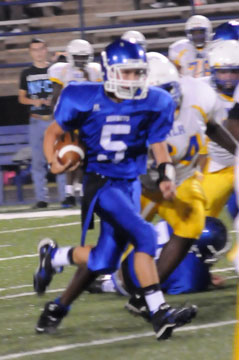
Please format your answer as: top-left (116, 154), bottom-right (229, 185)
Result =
top-left (196, 217), bottom-right (230, 264)
top-left (101, 39), bottom-right (148, 100)
top-left (213, 21), bottom-right (239, 41)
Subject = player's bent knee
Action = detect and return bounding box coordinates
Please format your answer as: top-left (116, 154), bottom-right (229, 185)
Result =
top-left (87, 247), bottom-right (121, 273)
top-left (133, 222), bottom-right (157, 256)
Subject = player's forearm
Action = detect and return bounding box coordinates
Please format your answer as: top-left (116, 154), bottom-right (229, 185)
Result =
top-left (43, 121), bottom-right (64, 163)
top-left (18, 94), bottom-right (35, 106)
top-left (206, 120), bottom-right (238, 155)
top-left (151, 141), bottom-right (172, 166)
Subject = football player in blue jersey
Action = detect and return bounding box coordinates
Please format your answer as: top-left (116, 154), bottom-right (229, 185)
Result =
top-left (34, 38), bottom-right (197, 340)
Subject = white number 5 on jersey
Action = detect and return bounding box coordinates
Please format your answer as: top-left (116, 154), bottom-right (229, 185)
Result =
top-left (97, 124), bottom-right (130, 163)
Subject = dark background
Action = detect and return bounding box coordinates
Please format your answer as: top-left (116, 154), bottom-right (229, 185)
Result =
top-left (0, 96), bottom-right (29, 126)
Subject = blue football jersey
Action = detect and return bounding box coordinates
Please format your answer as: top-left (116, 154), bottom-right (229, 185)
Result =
top-left (54, 82), bottom-right (175, 178)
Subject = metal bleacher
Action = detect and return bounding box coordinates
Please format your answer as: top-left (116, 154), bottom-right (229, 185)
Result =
top-left (0, 0), bottom-right (239, 96)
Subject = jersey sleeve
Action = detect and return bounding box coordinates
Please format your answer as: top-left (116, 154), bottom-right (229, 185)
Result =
top-left (54, 84), bottom-right (82, 131)
top-left (48, 62), bottom-right (66, 85)
top-left (233, 83), bottom-right (239, 103)
top-left (208, 90), bottom-right (227, 124)
top-left (87, 62), bottom-right (102, 82)
top-left (54, 82), bottom-right (99, 131)
top-left (19, 69), bottom-right (27, 91)
top-left (168, 39), bottom-right (188, 67)
top-left (147, 89), bottom-right (175, 144)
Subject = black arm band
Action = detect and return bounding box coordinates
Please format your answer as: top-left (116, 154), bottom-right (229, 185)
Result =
top-left (157, 162), bottom-right (175, 184)
top-left (206, 120), bottom-right (237, 155)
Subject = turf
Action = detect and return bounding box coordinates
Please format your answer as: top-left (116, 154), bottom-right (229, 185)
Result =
top-left (0, 208), bottom-right (237, 360)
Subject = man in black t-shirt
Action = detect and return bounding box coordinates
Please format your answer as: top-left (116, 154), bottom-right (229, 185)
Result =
top-left (18, 38), bottom-right (66, 208)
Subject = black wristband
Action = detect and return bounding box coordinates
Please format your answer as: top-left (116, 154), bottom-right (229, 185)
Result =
top-left (157, 162), bottom-right (175, 184)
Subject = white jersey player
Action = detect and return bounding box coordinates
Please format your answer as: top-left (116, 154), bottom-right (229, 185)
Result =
top-left (145, 52), bottom-right (225, 187)
top-left (139, 53), bottom-right (233, 304)
top-left (48, 39), bottom-right (102, 107)
top-left (168, 15), bottom-right (212, 78)
top-left (202, 41), bottom-right (239, 174)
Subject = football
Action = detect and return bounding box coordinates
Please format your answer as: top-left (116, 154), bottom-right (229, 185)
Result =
top-left (54, 131), bottom-right (85, 168)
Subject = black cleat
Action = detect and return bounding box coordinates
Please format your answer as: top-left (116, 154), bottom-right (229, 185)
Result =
top-left (152, 303), bottom-right (198, 340)
top-left (33, 238), bottom-right (62, 295)
top-left (125, 294), bottom-right (150, 321)
top-left (32, 201), bottom-right (48, 209)
top-left (61, 196), bottom-right (76, 208)
top-left (35, 301), bottom-right (68, 334)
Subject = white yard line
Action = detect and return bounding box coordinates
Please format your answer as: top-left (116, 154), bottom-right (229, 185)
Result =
top-left (0, 222), bottom-right (81, 234)
top-left (0, 254), bottom-right (38, 261)
top-left (0, 320), bottom-right (236, 360)
top-left (0, 284), bottom-right (32, 292)
top-left (0, 288), bottom-right (65, 300)
top-left (210, 267), bottom-right (235, 273)
top-left (0, 209), bottom-right (81, 220)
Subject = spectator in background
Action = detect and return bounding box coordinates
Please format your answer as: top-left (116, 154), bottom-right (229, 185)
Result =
top-left (18, 38), bottom-right (66, 209)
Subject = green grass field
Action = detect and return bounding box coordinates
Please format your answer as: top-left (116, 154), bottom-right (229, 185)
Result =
top-left (0, 206), bottom-right (237, 360)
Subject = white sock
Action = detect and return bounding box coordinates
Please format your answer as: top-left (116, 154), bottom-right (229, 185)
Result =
top-left (65, 185), bottom-right (74, 196)
top-left (145, 290), bottom-right (165, 314)
top-left (101, 279), bottom-right (116, 293)
top-left (51, 247), bottom-right (72, 268)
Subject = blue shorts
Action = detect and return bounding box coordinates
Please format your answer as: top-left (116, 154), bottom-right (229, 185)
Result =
top-left (87, 178), bottom-right (157, 273)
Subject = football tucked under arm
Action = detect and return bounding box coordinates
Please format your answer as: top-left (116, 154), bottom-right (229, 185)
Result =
top-left (54, 131), bottom-right (85, 169)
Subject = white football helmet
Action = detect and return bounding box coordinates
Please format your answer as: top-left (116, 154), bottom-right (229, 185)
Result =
top-left (185, 15), bottom-right (212, 48)
top-left (146, 52), bottom-right (181, 106)
top-left (121, 30), bottom-right (147, 50)
top-left (66, 39), bottom-right (94, 69)
top-left (209, 40), bottom-right (239, 96)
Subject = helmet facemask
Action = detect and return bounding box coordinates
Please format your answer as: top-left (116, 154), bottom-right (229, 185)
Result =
top-left (70, 54), bottom-right (93, 70)
top-left (212, 67), bottom-right (239, 97)
top-left (66, 39), bottom-right (94, 71)
top-left (186, 28), bottom-right (209, 48)
top-left (102, 52), bottom-right (148, 100)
